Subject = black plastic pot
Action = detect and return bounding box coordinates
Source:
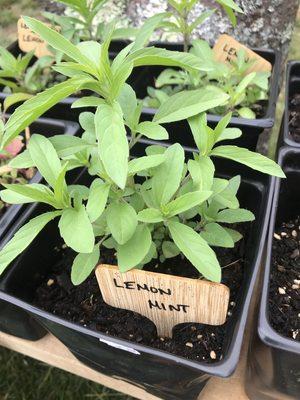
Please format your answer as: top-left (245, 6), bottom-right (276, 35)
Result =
top-left (0, 117), bottom-right (80, 341)
top-left (1, 40), bottom-right (130, 121)
top-left (282, 61), bottom-right (300, 147)
top-left (130, 42), bottom-right (281, 150)
top-left (246, 147), bottom-right (300, 400)
top-left (0, 139), bottom-right (273, 399)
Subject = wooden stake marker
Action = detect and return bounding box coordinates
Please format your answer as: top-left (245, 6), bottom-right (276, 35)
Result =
top-left (96, 264), bottom-right (230, 338)
top-left (213, 34), bottom-right (272, 73)
top-left (18, 17), bottom-right (56, 58)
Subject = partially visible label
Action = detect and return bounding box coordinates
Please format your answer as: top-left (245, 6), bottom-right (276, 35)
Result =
top-left (213, 34), bottom-right (272, 73)
top-left (96, 264), bottom-right (230, 338)
top-left (17, 17), bottom-right (57, 58)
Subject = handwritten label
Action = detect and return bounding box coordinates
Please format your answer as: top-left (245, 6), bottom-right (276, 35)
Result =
top-left (96, 264), bottom-right (230, 338)
top-left (17, 17), bottom-right (57, 58)
top-left (213, 34), bottom-right (272, 73)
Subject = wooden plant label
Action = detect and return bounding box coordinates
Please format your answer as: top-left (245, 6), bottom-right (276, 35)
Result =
top-left (96, 264), bottom-right (230, 338)
top-left (213, 34), bottom-right (272, 73)
top-left (17, 17), bottom-right (56, 58)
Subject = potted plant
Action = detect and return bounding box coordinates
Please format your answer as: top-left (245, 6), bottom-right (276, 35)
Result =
top-left (0, 17), bottom-right (284, 399)
top-left (0, 112), bottom-right (80, 341)
top-left (246, 147), bottom-right (300, 400)
top-left (280, 60), bottom-right (300, 147)
top-left (130, 0), bottom-right (281, 150)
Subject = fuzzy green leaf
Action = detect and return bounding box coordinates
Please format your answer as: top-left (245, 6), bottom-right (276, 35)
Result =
top-left (71, 245), bottom-right (100, 285)
top-left (106, 201), bottom-right (137, 245)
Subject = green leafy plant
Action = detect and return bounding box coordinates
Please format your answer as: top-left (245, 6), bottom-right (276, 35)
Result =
top-left (144, 40), bottom-right (271, 119)
top-left (160, 0), bottom-right (243, 51)
top-left (0, 16), bottom-right (284, 285)
top-left (48, 0), bottom-right (137, 42)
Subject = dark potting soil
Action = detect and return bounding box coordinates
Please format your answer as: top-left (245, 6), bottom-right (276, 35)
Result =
top-left (288, 93), bottom-right (300, 142)
top-left (269, 217), bottom-right (300, 341)
top-left (34, 229), bottom-right (246, 364)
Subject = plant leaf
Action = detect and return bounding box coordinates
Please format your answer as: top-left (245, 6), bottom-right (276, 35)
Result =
top-left (137, 208), bottom-right (164, 223)
top-left (106, 201), bottom-right (137, 245)
top-left (71, 245), bottom-right (100, 285)
top-left (136, 121), bottom-right (168, 140)
top-left (165, 191), bottom-right (212, 217)
top-left (200, 222), bottom-right (234, 248)
top-left (216, 208), bottom-right (255, 223)
top-left (128, 154), bottom-right (165, 176)
top-left (86, 179), bottom-right (110, 223)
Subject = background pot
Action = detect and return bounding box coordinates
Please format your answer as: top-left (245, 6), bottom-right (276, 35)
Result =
top-left (246, 147), bottom-right (300, 400)
top-left (0, 140), bottom-right (274, 399)
top-left (0, 117), bottom-right (80, 341)
top-left (130, 43), bottom-right (281, 150)
top-left (281, 61), bottom-right (300, 147)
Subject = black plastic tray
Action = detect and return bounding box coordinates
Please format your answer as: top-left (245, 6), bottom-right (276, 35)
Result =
top-left (246, 146), bottom-right (300, 400)
top-left (129, 42), bottom-right (281, 150)
top-left (282, 61), bottom-right (300, 147)
top-left (0, 117), bottom-right (80, 341)
top-left (0, 139), bottom-right (273, 399)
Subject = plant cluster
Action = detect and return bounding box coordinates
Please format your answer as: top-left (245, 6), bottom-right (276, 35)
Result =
top-left (0, 17), bottom-right (284, 286)
top-left (144, 40), bottom-right (270, 119)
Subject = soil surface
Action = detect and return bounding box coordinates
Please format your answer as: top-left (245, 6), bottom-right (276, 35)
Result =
top-left (289, 93), bottom-right (300, 142)
top-left (269, 217), bottom-right (300, 341)
top-left (34, 231), bottom-right (246, 364)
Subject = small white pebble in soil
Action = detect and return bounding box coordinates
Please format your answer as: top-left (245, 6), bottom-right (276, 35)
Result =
top-left (230, 301), bottom-right (236, 307)
top-left (186, 342), bottom-right (193, 348)
top-left (278, 287), bottom-right (286, 295)
top-left (294, 279), bottom-right (300, 285)
top-left (129, 334), bottom-right (133, 338)
top-left (292, 330), bottom-right (299, 340)
top-left (62, 244), bottom-right (68, 249)
top-left (277, 265), bottom-right (285, 272)
top-left (211, 333), bottom-right (215, 337)
top-left (292, 230), bottom-right (298, 238)
top-left (160, 337), bottom-right (165, 342)
top-left (210, 351), bottom-right (217, 360)
top-left (47, 279), bottom-right (54, 287)
top-left (191, 326), bottom-right (196, 331)
top-left (292, 284), bottom-right (300, 290)
top-left (197, 334), bottom-right (203, 340)
top-left (281, 232), bottom-right (287, 237)
top-left (274, 233), bottom-right (281, 240)
top-left (227, 311), bottom-right (232, 316)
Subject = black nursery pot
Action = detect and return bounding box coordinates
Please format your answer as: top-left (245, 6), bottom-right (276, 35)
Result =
top-left (0, 140), bottom-right (273, 400)
top-left (246, 147), bottom-right (300, 400)
top-left (130, 42), bottom-right (281, 150)
top-left (0, 117), bottom-right (80, 341)
top-left (1, 40), bottom-right (129, 122)
top-left (281, 61), bottom-right (300, 147)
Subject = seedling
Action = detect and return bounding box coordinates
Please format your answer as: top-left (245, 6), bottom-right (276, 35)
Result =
top-left (144, 40), bottom-right (271, 119)
top-left (160, 0), bottom-right (243, 51)
top-left (0, 17), bottom-right (284, 287)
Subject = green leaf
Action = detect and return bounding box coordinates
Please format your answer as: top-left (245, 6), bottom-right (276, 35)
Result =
top-left (152, 143), bottom-right (184, 205)
top-left (187, 157), bottom-right (215, 191)
top-left (164, 191), bottom-right (211, 217)
top-left (237, 107), bottom-right (256, 119)
top-left (2, 183), bottom-right (57, 207)
top-left (59, 205), bottom-right (95, 253)
top-left (223, 227), bottom-right (242, 243)
top-left (117, 225), bottom-right (152, 272)
top-left (136, 121), bottom-right (169, 140)
top-left (28, 134), bottom-right (61, 188)
top-left (188, 113), bottom-right (215, 155)
top-left (117, 83), bottom-right (137, 127)
top-left (49, 135), bottom-right (92, 158)
top-left (168, 221), bottom-right (221, 282)
top-left (154, 87), bottom-right (229, 124)
top-left (9, 150), bottom-right (33, 169)
top-left (106, 201), bottom-right (137, 245)
top-left (2, 77), bottom-right (92, 149)
top-left (162, 241), bottom-right (180, 258)
top-left (86, 179), bottom-right (110, 223)
top-left (3, 93), bottom-right (33, 112)
top-left (0, 211), bottom-right (62, 275)
top-left (127, 47), bottom-right (213, 72)
top-left (72, 96), bottom-right (105, 108)
top-left (131, 13), bottom-right (168, 52)
top-left (200, 222), bottom-right (234, 248)
top-left (95, 103), bottom-right (129, 189)
top-left (24, 17), bottom-right (97, 75)
top-left (137, 208), bottom-right (164, 223)
top-left (215, 128), bottom-right (242, 143)
top-left (216, 208), bottom-right (255, 223)
top-left (214, 112), bottom-right (232, 142)
top-left (0, 45), bottom-right (16, 70)
top-left (53, 163), bottom-right (69, 207)
top-left (71, 245), bottom-right (100, 285)
top-left (128, 154), bottom-right (165, 176)
top-left (210, 145), bottom-right (286, 177)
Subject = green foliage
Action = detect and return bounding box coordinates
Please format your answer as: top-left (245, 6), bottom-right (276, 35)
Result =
top-left (144, 42), bottom-right (271, 119)
top-left (0, 17), bottom-right (284, 286)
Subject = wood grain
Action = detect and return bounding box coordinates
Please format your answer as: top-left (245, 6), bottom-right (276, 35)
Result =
top-left (213, 34), bottom-right (272, 73)
top-left (18, 17), bottom-right (54, 58)
top-left (96, 264), bottom-right (230, 338)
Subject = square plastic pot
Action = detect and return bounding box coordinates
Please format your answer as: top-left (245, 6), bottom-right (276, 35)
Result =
top-left (1, 40), bottom-right (130, 121)
top-left (130, 42), bottom-right (281, 150)
top-left (281, 61), bottom-right (300, 147)
top-left (0, 117), bottom-right (80, 341)
top-left (246, 147), bottom-right (300, 400)
top-left (0, 140), bottom-right (273, 399)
